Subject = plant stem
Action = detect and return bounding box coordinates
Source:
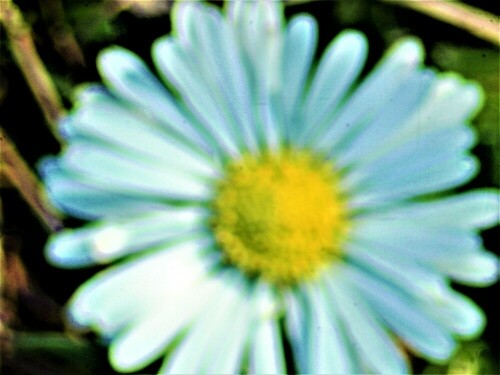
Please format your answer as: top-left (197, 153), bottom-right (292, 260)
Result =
top-left (38, 0), bottom-right (85, 68)
top-left (383, 0), bottom-right (500, 46)
top-left (0, 0), bottom-right (66, 138)
top-left (0, 128), bottom-right (63, 232)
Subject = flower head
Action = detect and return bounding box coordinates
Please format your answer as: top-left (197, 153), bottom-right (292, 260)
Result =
top-left (41, 0), bottom-right (499, 373)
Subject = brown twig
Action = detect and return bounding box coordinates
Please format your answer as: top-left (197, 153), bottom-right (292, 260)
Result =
top-left (38, 0), bottom-right (85, 68)
top-left (0, 0), bottom-right (66, 138)
top-left (383, 0), bottom-right (500, 46)
top-left (102, 0), bottom-right (172, 18)
top-left (0, 128), bottom-right (63, 232)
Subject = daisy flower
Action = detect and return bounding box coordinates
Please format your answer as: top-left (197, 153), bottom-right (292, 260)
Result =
top-left (40, 0), bottom-right (499, 373)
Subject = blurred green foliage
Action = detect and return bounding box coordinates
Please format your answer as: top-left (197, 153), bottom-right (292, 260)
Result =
top-left (423, 341), bottom-right (499, 375)
top-left (11, 332), bottom-right (103, 375)
top-left (67, 3), bottom-right (122, 44)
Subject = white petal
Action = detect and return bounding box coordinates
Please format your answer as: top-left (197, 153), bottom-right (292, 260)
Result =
top-left (162, 272), bottom-right (247, 374)
top-left (383, 75), bottom-right (483, 149)
top-left (284, 291), bottom-right (309, 374)
top-left (281, 14), bottom-right (317, 141)
top-left (309, 38), bottom-right (424, 152)
top-left (350, 227), bottom-right (498, 287)
top-left (349, 155), bottom-right (478, 207)
top-left (172, 3), bottom-right (259, 153)
top-left (226, 0), bottom-right (285, 150)
top-left (337, 70), bottom-right (435, 167)
top-left (202, 281), bottom-right (254, 374)
top-left (325, 271), bottom-right (409, 374)
top-left (47, 207), bottom-right (207, 267)
top-left (227, 0), bottom-right (284, 95)
top-left (111, 314), bottom-right (178, 373)
top-left (249, 317), bottom-right (285, 375)
top-left (432, 251), bottom-right (499, 286)
top-left (303, 282), bottom-right (356, 374)
top-left (358, 190), bottom-right (500, 230)
top-left (153, 35), bottom-right (241, 157)
top-left (65, 89), bottom-right (218, 178)
top-left (40, 158), bottom-right (167, 220)
top-left (96, 48), bottom-right (209, 151)
top-left (343, 241), bottom-right (486, 344)
top-left (62, 142), bottom-right (212, 201)
top-left (350, 219), bottom-right (482, 261)
top-left (345, 239), bottom-right (445, 300)
top-left (343, 124), bottom-right (475, 191)
top-left (343, 264), bottom-right (457, 362)
top-left (302, 30), bottom-right (368, 135)
top-left (110, 274), bottom-right (223, 372)
top-left (68, 237), bottom-right (214, 332)
top-left (420, 286), bottom-right (485, 338)
top-left (257, 93), bottom-right (283, 152)
top-left (348, 247), bottom-right (488, 337)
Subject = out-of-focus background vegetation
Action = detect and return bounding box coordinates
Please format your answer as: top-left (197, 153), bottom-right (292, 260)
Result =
top-left (1, 1), bottom-right (498, 374)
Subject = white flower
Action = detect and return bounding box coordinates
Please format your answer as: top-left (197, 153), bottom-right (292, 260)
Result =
top-left (41, 1), bottom-right (499, 374)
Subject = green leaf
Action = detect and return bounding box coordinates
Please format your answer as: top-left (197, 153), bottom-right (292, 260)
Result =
top-left (67, 3), bottom-right (122, 44)
top-left (422, 341), bottom-right (499, 375)
top-left (12, 332), bottom-right (105, 374)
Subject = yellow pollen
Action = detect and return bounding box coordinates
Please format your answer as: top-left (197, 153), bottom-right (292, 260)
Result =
top-left (211, 150), bottom-right (349, 285)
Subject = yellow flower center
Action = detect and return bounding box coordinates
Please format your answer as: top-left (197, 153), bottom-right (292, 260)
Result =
top-left (211, 150), bottom-right (349, 285)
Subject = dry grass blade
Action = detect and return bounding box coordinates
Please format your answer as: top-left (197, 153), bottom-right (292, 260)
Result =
top-left (0, 0), bottom-right (66, 139)
top-left (0, 128), bottom-right (63, 232)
